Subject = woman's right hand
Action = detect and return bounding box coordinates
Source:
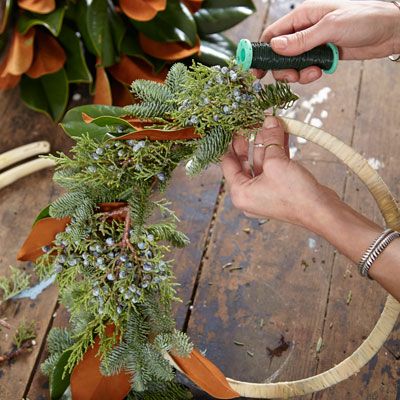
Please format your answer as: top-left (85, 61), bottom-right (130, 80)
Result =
top-left (256, 0), bottom-right (400, 83)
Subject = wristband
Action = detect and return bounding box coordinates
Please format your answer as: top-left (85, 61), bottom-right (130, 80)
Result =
top-left (358, 229), bottom-right (400, 278)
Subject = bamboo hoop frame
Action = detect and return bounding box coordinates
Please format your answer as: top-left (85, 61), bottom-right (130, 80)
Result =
top-left (224, 118), bottom-right (400, 398)
top-left (0, 141), bottom-right (51, 170)
top-left (0, 141), bottom-right (55, 190)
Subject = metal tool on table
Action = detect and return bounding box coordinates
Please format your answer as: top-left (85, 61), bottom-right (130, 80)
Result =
top-left (236, 39), bottom-right (339, 74)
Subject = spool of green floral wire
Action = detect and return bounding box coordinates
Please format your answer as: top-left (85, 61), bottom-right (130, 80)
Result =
top-left (236, 39), bottom-right (339, 74)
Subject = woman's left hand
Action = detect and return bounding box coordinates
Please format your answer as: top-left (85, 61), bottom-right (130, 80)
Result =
top-left (222, 116), bottom-right (338, 228)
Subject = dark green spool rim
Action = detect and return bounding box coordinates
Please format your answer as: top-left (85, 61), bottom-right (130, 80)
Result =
top-left (236, 39), bottom-right (339, 75)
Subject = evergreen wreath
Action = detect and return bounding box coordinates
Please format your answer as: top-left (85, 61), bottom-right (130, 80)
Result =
top-left (17, 60), bottom-right (298, 399)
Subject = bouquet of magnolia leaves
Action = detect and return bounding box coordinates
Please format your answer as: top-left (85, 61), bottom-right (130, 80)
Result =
top-left (0, 0), bottom-right (255, 121)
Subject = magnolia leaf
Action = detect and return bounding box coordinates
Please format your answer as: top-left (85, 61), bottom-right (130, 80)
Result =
top-left (194, 0), bottom-right (255, 34)
top-left (82, 113), bottom-right (154, 130)
top-left (0, 0), bottom-right (13, 34)
top-left (131, 0), bottom-right (196, 46)
top-left (18, 0), bottom-right (55, 14)
top-left (71, 0), bottom-right (96, 55)
top-left (109, 77), bottom-right (134, 107)
top-left (26, 29), bottom-right (66, 78)
top-left (114, 127), bottom-right (200, 141)
top-left (93, 66), bottom-right (112, 105)
top-left (61, 105), bottom-right (128, 139)
top-left (58, 25), bottom-right (92, 84)
top-left (20, 68), bottom-right (69, 121)
top-left (196, 33), bottom-right (236, 66)
top-left (50, 350), bottom-right (72, 400)
top-left (0, 73), bottom-right (20, 89)
top-left (121, 29), bottom-right (166, 74)
top-left (86, 0), bottom-right (126, 67)
top-left (70, 325), bottom-right (131, 400)
top-left (108, 2), bottom-right (126, 55)
top-left (120, 0), bottom-right (166, 22)
top-left (139, 33), bottom-right (200, 61)
top-left (0, 30), bottom-right (8, 53)
top-left (182, 0), bottom-right (203, 13)
top-left (171, 349), bottom-right (240, 399)
top-left (108, 55), bottom-right (167, 86)
top-left (17, 216), bottom-right (70, 261)
top-left (0, 28), bottom-right (35, 76)
top-left (84, 115), bottom-right (137, 131)
top-left (33, 204), bottom-right (51, 225)
top-left (17, 5), bottom-right (65, 36)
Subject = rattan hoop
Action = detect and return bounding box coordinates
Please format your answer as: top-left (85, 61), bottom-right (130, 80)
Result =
top-left (223, 118), bottom-right (400, 398)
top-left (167, 118), bottom-right (400, 398)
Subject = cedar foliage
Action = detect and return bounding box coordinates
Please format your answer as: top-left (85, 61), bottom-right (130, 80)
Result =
top-left (34, 60), bottom-right (297, 398)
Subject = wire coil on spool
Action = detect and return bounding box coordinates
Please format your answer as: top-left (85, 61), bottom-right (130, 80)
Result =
top-left (236, 39), bottom-right (339, 74)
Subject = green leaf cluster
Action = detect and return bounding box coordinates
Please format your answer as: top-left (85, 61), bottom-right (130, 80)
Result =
top-left (1, 0), bottom-right (256, 121)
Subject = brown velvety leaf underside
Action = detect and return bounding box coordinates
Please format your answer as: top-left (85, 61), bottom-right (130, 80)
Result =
top-left (70, 325), bottom-right (131, 400)
top-left (172, 349), bottom-right (240, 399)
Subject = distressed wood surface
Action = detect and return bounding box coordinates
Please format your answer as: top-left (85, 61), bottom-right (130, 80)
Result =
top-left (0, 89), bottom-right (68, 400)
top-left (1, 0), bottom-right (399, 399)
top-left (314, 59), bottom-right (400, 400)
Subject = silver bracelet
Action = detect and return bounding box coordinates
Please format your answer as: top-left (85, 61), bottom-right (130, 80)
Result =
top-left (358, 229), bottom-right (400, 278)
top-left (389, 2), bottom-right (400, 61)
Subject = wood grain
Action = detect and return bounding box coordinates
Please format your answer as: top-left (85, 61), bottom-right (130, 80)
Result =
top-left (0, 90), bottom-right (67, 400)
top-left (314, 59), bottom-right (400, 400)
top-left (185, 2), bottom-right (379, 400)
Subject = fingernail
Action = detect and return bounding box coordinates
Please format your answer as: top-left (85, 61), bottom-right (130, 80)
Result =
top-left (271, 37), bottom-right (288, 49)
top-left (264, 116), bottom-right (279, 129)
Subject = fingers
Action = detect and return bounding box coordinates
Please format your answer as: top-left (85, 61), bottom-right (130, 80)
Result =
top-left (259, 116), bottom-right (287, 161)
top-left (252, 68), bottom-right (266, 80)
top-left (221, 145), bottom-right (250, 189)
top-left (272, 69), bottom-right (300, 83)
top-left (272, 66), bottom-right (322, 83)
top-left (231, 134), bottom-right (251, 175)
top-left (270, 18), bottom-right (333, 56)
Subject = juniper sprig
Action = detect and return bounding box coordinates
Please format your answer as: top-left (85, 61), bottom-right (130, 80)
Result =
top-left (32, 60), bottom-right (297, 397)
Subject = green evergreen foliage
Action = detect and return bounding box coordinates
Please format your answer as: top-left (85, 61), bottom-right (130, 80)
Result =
top-left (185, 127), bottom-right (233, 176)
top-left (42, 328), bottom-right (75, 377)
top-left (123, 103), bottom-right (172, 120)
top-left (257, 81), bottom-right (299, 111)
top-left (0, 266), bottom-right (30, 302)
top-left (100, 306), bottom-right (190, 392)
top-left (165, 63), bottom-right (189, 95)
top-left (127, 382), bottom-right (193, 400)
top-left (131, 80), bottom-right (173, 105)
top-left (35, 60), bottom-right (297, 397)
top-left (146, 223), bottom-right (189, 248)
top-left (13, 320), bottom-right (36, 348)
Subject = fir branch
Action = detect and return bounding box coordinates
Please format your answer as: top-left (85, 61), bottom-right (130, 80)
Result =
top-left (185, 126), bottom-right (232, 176)
top-left (165, 63), bottom-right (189, 95)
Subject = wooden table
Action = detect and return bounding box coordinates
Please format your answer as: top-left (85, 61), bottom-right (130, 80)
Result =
top-left (0, 1), bottom-right (399, 399)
